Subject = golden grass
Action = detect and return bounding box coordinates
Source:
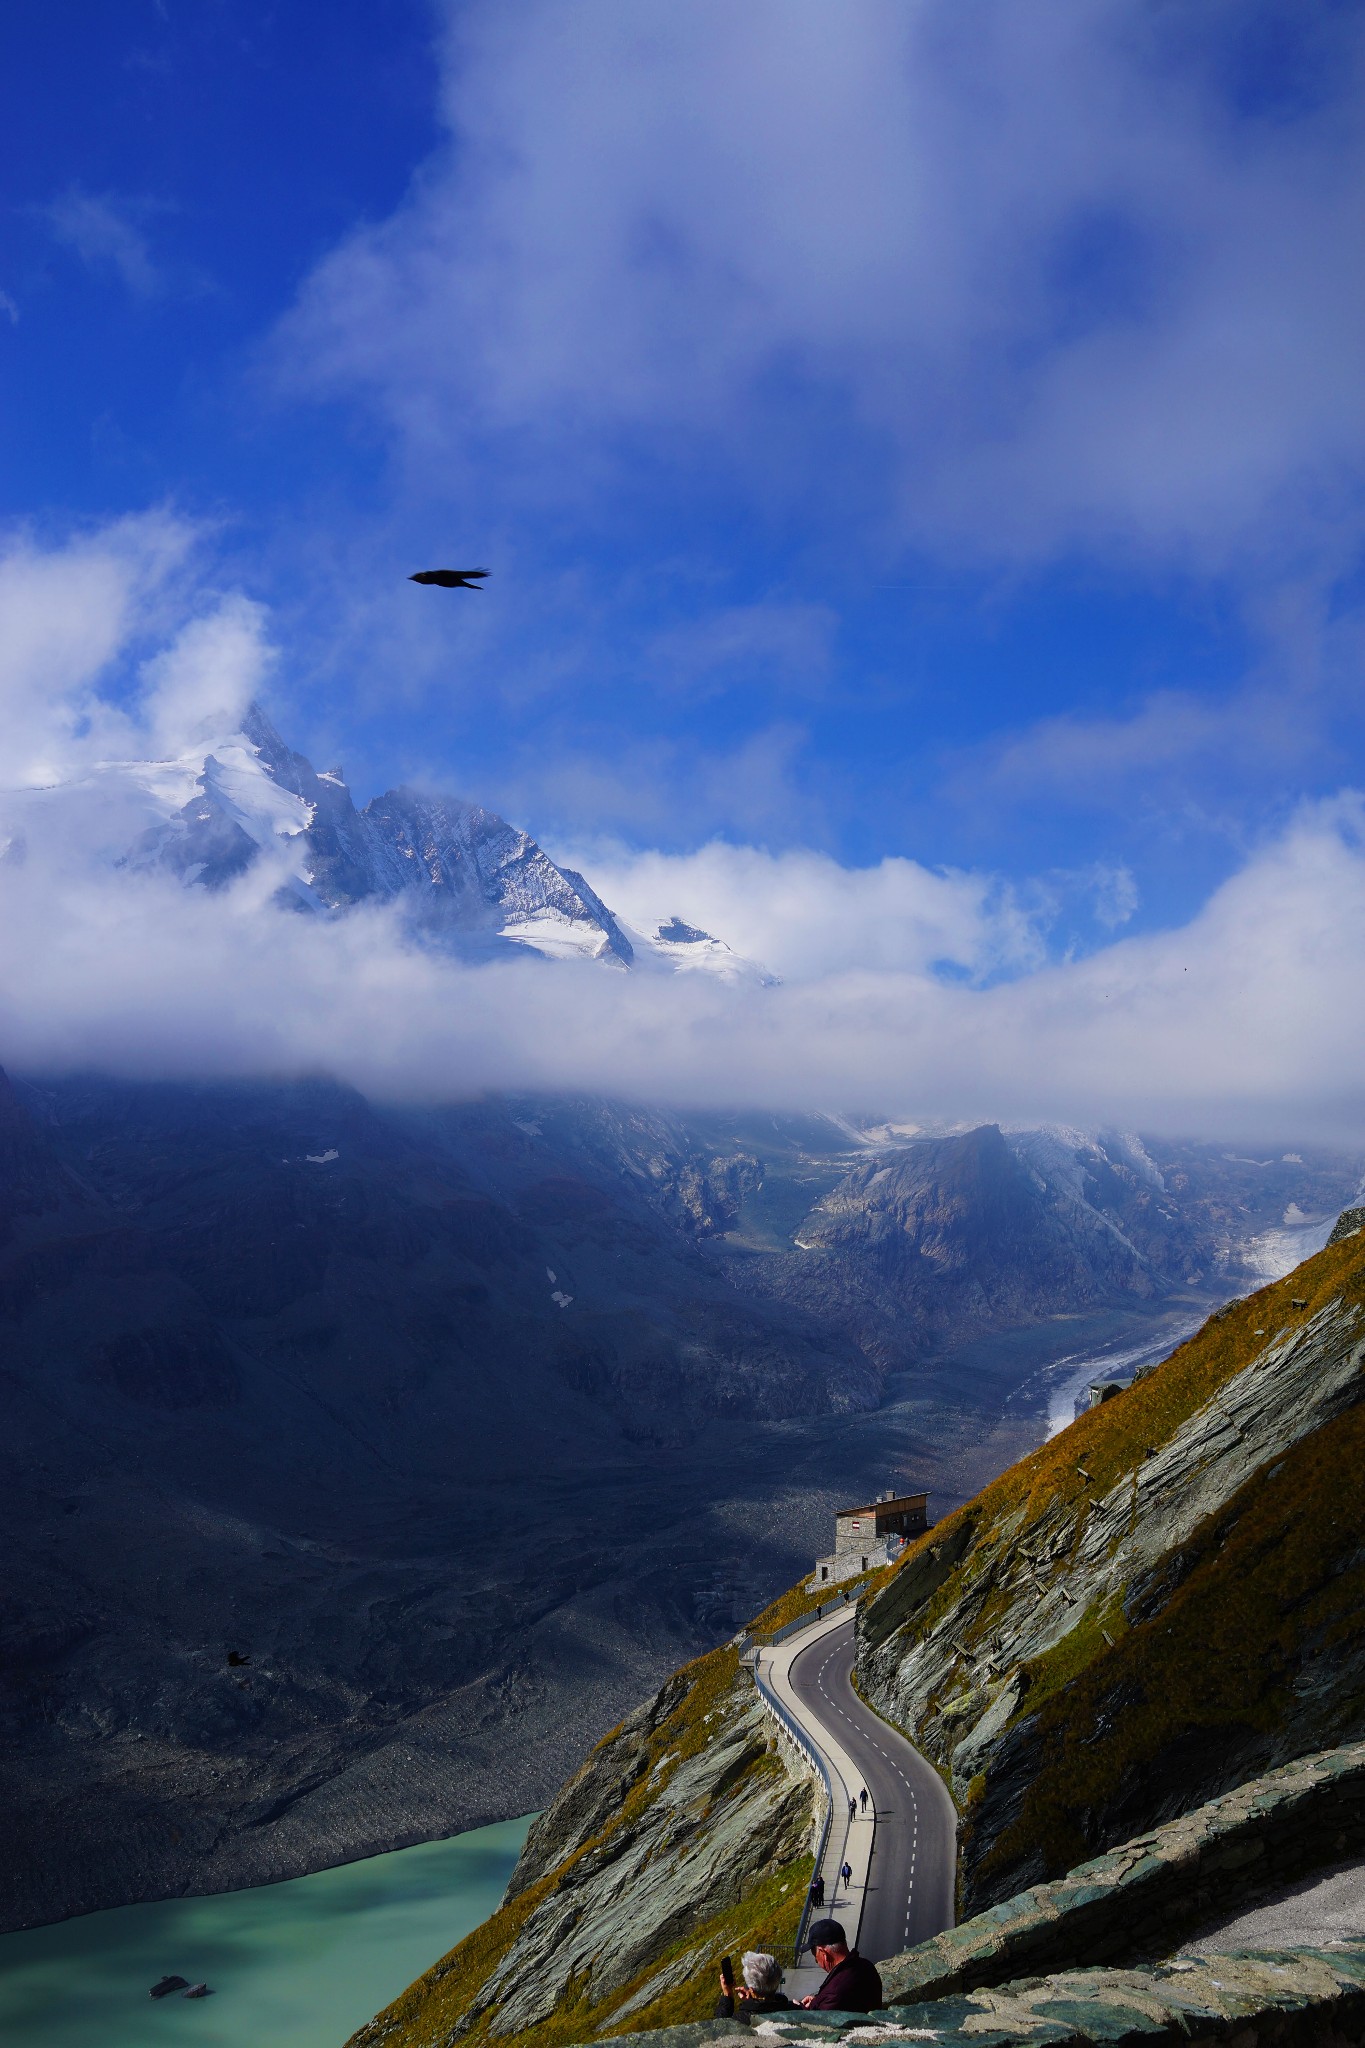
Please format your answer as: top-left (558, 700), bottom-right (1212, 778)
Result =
top-left (975, 1391), bottom-right (1365, 1887)
top-left (349, 1638), bottom-right (821, 2048)
top-left (747, 1556), bottom-right (897, 1640)
top-left (864, 1231), bottom-right (1365, 1674)
top-left (593, 1851), bottom-right (814, 2040)
top-left (357, 1228), bottom-right (1365, 2046)
top-left (352, 1642), bottom-right (739, 2048)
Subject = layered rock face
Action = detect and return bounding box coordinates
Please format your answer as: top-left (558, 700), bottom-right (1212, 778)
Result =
top-left (882, 1741), bottom-right (1365, 2005)
top-left (549, 1944), bottom-right (1365, 2048)
top-left (349, 1645), bottom-right (814, 2048)
top-left (857, 1224), bottom-right (1365, 1911)
top-left (344, 1222), bottom-right (1365, 2048)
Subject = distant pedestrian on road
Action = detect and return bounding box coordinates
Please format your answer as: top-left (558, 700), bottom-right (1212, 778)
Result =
top-left (859, 1787), bottom-right (868, 1813)
top-left (848, 1796), bottom-right (856, 1819)
top-left (840, 1860), bottom-right (853, 1887)
top-left (811, 1874), bottom-right (825, 1907)
top-left (797, 1919), bottom-right (883, 2012)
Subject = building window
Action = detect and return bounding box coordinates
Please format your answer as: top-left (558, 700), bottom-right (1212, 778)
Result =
top-left (861, 1556), bottom-right (868, 1570)
top-left (820, 1566), bottom-right (828, 1582)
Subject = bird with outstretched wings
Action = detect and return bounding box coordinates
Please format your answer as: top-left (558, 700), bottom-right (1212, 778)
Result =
top-left (409, 568), bottom-right (489, 589)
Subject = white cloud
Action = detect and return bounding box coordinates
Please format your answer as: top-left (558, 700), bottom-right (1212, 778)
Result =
top-left (2, 516), bottom-right (1363, 1143)
top-left (44, 189), bottom-right (164, 298)
top-left (962, 687), bottom-right (1318, 810)
top-left (140, 597), bottom-right (274, 758)
top-left (1085, 863), bottom-right (1139, 931)
top-left (0, 512), bottom-right (195, 786)
top-left (1, 791), bottom-right (1363, 1143)
top-left (561, 839), bottom-right (1042, 982)
top-left (277, 0), bottom-right (1365, 570)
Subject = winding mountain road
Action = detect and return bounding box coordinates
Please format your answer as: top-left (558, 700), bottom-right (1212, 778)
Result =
top-left (786, 1614), bottom-right (956, 1959)
top-left (756, 1608), bottom-right (955, 1979)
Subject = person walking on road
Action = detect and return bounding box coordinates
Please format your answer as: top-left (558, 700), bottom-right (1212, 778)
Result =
top-left (797, 1919), bottom-right (883, 2012)
top-left (848, 1796), bottom-right (856, 1820)
top-left (859, 1787), bottom-right (869, 1813)
top-left (840, 1860), bottom-right (853, 1888)
top-left (810, 1874), bottom-right (825, 1908)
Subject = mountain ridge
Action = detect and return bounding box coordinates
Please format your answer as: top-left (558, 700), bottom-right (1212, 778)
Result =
top-left (7, 702), bottom-right (768, 978)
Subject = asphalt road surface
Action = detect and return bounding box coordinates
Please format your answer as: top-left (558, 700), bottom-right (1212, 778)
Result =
top-left (787, 1614), bottom-right (957, 1961)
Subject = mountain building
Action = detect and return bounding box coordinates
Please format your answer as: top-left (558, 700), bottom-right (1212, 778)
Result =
top-left (811, 1488), bottom-right (930, 1587)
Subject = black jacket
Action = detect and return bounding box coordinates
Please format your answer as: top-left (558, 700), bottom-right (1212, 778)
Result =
top-left (806, 1951), bottom-right (882, 2012)
top-left (714, 1990), bottom-right (794, 2019)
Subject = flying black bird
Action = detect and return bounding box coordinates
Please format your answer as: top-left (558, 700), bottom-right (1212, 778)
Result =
top-left (409, 568), bottom-right (489, 590)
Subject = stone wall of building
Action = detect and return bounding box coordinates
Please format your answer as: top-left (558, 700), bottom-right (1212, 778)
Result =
top-left (809, 1537), bottom-right (899, 1590)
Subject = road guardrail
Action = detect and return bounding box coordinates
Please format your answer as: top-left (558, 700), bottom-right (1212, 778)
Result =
top-left (749, 1605), bottom-right (862, 1962)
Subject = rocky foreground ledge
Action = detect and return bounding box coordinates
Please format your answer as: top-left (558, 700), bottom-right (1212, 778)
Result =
top-left (880, 1740), bottom-right (1365, 2004)
top-left (561, 1942), bottom-right (1365, 2047)
top-left (556, 1743), bottom-right (1365, 2048)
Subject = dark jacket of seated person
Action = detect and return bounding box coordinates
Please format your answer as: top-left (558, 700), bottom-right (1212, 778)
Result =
top-left (713, 1988), bottom-right (794, 2018)
top-left (800, 1923), bottom-right (882, 2012)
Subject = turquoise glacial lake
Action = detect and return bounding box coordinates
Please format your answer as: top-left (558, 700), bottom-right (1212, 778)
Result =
top-left (0, 1814), bottom-right (531, 2048)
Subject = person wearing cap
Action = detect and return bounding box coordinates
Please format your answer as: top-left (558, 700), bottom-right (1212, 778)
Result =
top-left (797, 1919), bottom-right (882, 2011)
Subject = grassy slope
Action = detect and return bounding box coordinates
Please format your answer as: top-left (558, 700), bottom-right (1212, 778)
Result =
top-left (981, 1393), bottom-right (1365, 1885)
top-left (861, 1228), bottom-right (1365, 1895)
top-left (358, 1229), bottom-right (1365, 2047)
top-left (349, 1645), bottom-right (811, 2048)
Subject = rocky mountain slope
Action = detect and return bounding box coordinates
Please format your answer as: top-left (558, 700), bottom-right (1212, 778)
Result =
top-left (1, 1067), bottom-right (1357, 1932)
top-left (857, 1211), bottom-right (1365, 1912)
top-left (344, 1215), bottom-right (1365, 2048)
top-left (0, 1070), bottom-right (871, 1933)
top-left (349, 1622), bottom-right (817, 2048)
top-left (708, 1119), bottom-right (1359, 1372)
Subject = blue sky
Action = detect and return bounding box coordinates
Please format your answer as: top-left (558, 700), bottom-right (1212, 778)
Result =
top-left (3, 2), bottom-right (1365, 1132)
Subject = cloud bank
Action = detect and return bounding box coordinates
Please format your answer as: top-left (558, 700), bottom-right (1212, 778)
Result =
top-left (3, 518), bottom-right (1364, 1143)
top-left (279, 0), bottom-right (1365, 571)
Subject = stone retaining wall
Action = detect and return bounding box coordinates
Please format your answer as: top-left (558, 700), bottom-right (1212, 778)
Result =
top-left (880, 1739), bottom-right (1365, 2005)
top-left (567, 1941), bottom-right (1365, 2045)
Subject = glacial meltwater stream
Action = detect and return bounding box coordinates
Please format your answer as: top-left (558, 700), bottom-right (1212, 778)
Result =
top-left (0, 1814), bottom-right (531, 2048)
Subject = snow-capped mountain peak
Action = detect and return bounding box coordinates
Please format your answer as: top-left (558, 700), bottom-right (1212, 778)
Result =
top-left (628, 914), bottom-right (779, 985)
top-left (4, 704), bottom-right (763, 978)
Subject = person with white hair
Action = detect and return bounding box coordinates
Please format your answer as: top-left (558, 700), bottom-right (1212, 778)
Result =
top-left (714, 1950), bottom-right (793, 2017)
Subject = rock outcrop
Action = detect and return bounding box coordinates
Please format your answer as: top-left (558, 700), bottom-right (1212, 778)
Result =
top-left (4, 1064), bottom-right (1357, 1934)
top-left (880, 1741), bottom-right (1365, 2005)
top-left (857, 1222), bottom-right (1365, 1911)
top-left (346, 1218), bottom-right (1365, 2048)
top-left (1331, 1206), bottom-right (1365, 1246)
top-left (558, 1942), bottom-right (1365, 2047)
top-left (347, 1643), bottom-right (815, 2048)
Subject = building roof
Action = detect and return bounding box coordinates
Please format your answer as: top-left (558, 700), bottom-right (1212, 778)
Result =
top-left (836, 1491), bottom-right (928, 1519)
